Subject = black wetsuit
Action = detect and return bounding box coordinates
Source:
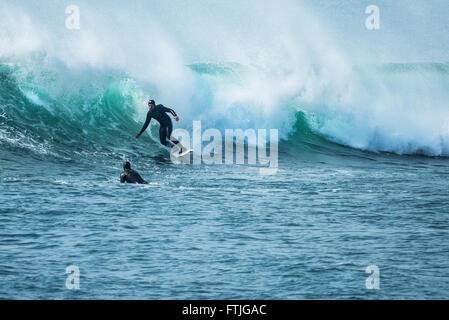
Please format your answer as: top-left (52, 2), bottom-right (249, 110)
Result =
top-left (138, 104), bottom-right (179, 147)
top-left (120, 169), bottom-right (147, 184)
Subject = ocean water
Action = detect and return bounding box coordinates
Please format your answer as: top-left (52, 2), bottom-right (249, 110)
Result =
top-left (1, 144), bottom-right (449, 299)
top-left (1, 0), bottom-right (449, 299)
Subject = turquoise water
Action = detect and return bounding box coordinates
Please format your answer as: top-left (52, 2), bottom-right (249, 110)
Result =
top-left (1, 0), bottom-right (449, 299)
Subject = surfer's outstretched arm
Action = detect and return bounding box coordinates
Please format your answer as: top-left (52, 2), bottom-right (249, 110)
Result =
top-left (161, 105), bottom-right (179, 121)
top-left (136, 113), bottom-right (152, 138)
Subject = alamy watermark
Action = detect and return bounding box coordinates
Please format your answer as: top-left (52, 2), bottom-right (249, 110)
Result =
top-left (66, 265), bottom-right (80, 290)
top-left (365, 5), bottom-right (380, 30)
top-left (365, 265), bottom-right (380, 289)
top-left (65, 5), bottom-right (80, 30)
top-left (170, 121), bottom-right (278, 175)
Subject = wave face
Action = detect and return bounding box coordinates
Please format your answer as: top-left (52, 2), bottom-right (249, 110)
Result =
top-left (1, 0), bottom-right (449, 158)
top-left (0, 61), bottom-right (150, 160)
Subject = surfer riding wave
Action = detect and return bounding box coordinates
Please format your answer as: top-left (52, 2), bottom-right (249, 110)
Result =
top-left (136, 99), bottom-right (185, 153)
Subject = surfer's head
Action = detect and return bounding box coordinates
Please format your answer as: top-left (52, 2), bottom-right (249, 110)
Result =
top-left (123, 161), bottom-right (131, 170)
top-left (148, 99), bottom-right (155, 110)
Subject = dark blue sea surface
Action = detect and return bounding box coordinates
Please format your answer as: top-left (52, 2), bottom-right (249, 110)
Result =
top-left (1, 146), bottom-right (448, 299)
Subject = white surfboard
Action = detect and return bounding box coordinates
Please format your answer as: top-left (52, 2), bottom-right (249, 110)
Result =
top-left (171, 148), bottom-right (193, 157)
top-left (178, 149), bottom-right (194, 157)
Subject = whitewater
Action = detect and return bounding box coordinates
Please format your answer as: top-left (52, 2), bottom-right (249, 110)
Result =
top-left (1, 0), bottom-right (448, 299)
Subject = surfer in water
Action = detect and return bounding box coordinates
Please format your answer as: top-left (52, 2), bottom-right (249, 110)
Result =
top-left (120, 161), bottom-right (148, 184)
top-left (135, 99), bottom-right (184, 153)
